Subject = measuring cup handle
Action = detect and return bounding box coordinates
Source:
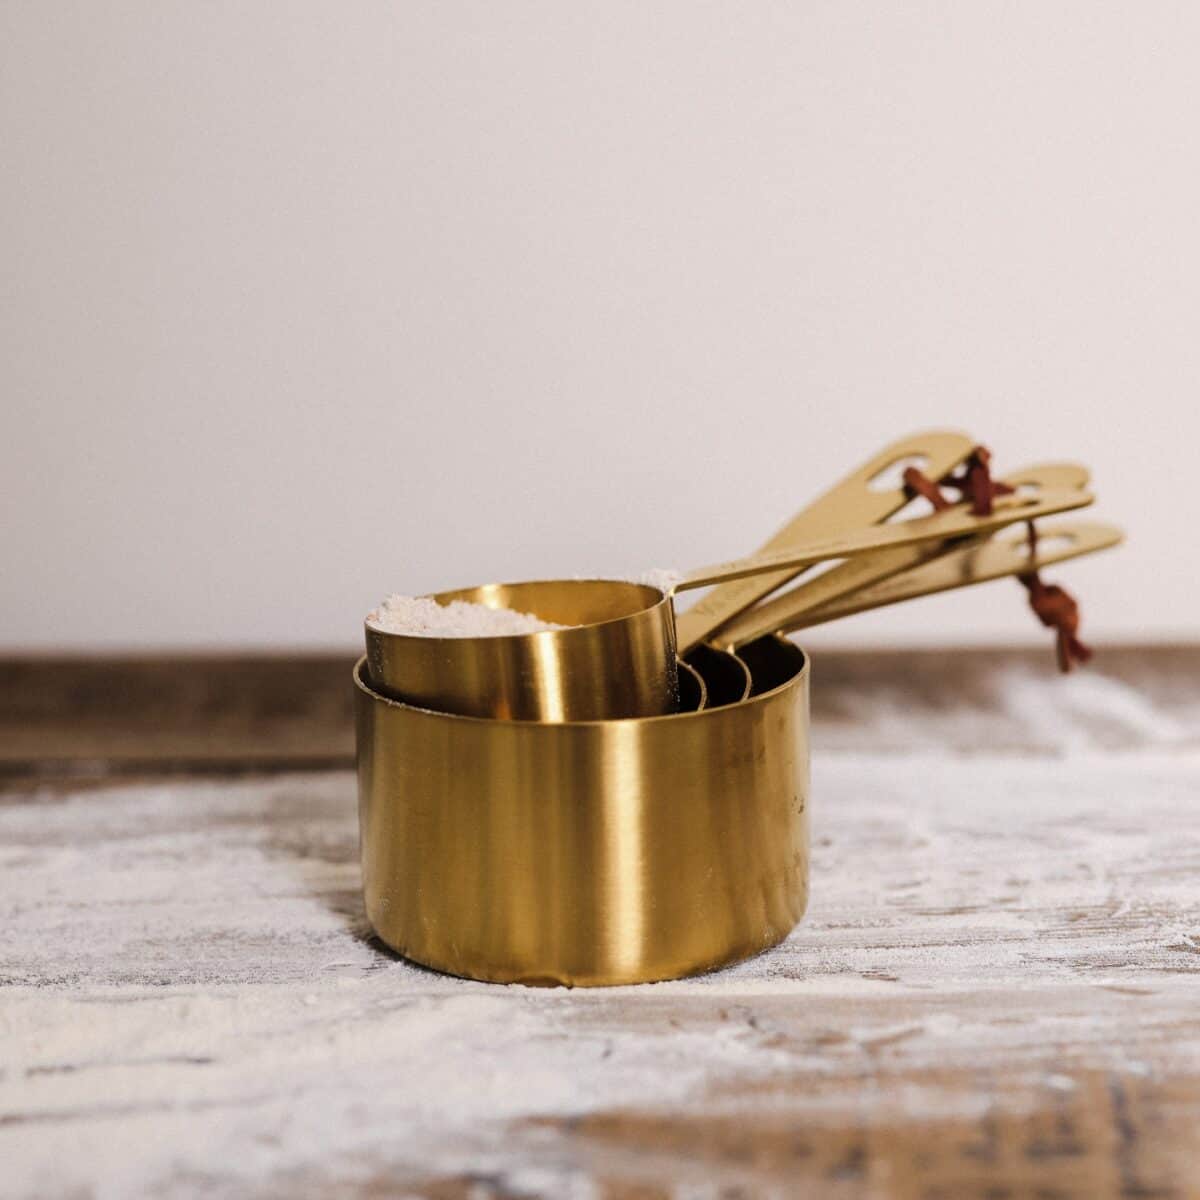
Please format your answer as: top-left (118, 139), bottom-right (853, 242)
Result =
top-left (787, 519), bottom-right (1125, 631)
top-left (708, 462), bottom-right (1094, 647)
top-left (674, 430), bottom-right (978, 654)
top-left (672, 487), bottom-right (1095, 595)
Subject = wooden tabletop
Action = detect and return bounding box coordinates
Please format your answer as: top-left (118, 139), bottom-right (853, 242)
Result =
top-left (2, 646), bottom-right (1198, 1198)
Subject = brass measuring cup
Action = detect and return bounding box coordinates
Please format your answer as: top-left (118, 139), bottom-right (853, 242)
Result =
top-left (365, 487), bottom-right (1091, 722)
top-left (681, 642), bottom-right (753, 707)
top-left (355, 523), bottom-right (1122, 988)
top-left (355, 635), bottom-right (810, 987)
top-left (675, 658), bottom-right (707, 711)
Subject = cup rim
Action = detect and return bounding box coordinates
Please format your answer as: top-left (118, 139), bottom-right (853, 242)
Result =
top-left (352, 635), bottom-right (808, 729)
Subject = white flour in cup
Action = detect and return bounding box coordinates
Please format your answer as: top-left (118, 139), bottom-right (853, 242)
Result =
top-left (366, 595), bottom-right (567, 638)
top-left (367, 570), bottom-right (682, 638)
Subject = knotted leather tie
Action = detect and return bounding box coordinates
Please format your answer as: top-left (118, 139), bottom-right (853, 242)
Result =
top-left (903, 447), bottom-right (1090, 672)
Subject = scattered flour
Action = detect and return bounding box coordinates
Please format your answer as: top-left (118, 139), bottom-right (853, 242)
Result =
top-left (4, 660), bottom-right (1200, 1199)
top-left (636, 566), bottom-right (684, 594)
top-left (4, 738), bottom-right (1199, 1197)
top-left (366, 595), bottom-right (567, 638)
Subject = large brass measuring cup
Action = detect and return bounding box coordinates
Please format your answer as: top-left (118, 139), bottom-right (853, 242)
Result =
top-left (355, 636), bottom-right (810, 987)
top-left (365, 487), bottom-right (1093, 721)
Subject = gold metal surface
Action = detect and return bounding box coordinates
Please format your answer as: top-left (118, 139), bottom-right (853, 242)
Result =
top-left (675, 432), bottom-right (977, 709)
top-left (355, 637), bottom-right (810, 987)
top-left (674, 430), bottom-right (978, 654)
top-left (711, 464), bottom-right (1093, 649)
top-left (366, 487), bottom-right (1092, 722)
top-left (676, 657), bottom-right (707, 711)
top-left (368, 579), bottom-right (679, 722)
top-left (788, 519), bottom-right (1125, 629)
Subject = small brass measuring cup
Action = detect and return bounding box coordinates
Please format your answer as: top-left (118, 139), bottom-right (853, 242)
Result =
top-left (365, 487), bottom-right (1091, 722)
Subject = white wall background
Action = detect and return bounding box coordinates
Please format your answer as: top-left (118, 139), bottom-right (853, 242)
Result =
top-left (3, 2), bottom-right (1195, 651)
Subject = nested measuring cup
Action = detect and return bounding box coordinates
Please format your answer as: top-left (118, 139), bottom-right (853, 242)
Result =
top-left (682, 642), bottom-right (753, 708)
top-left (369, 429), bottom-right (979, 720)
top-left (355, 520), bottom-right (1122, 988)
top-left (675, 658), bottom-right (707, 712)
top-left (365, 487), bottom-right (1092, 722)
top-left (355, 635), bottom-right (810, 987)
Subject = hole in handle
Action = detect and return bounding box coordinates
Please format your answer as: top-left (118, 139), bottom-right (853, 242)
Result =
top-left (866, 454), bottom-right (931, 493)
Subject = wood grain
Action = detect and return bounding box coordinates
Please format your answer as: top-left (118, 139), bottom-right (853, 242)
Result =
top-left (0, 654), bottom-right (356, 782)
top-left (1, 648), bottom-right (1198, 1198)
top-left (3, 643), bottom-right (1197, 782)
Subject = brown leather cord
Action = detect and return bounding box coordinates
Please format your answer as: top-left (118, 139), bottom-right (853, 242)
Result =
top-left (902, 464), bottom-right (953, 511)
top-left (940, 445), bottom-right (1016, 516)
top-left (903, 450), bottom-right (1091, 673)
top-left (1018, 521), bottom-right (1093, 673)
top-left (902, 444), bottom-right (1013, 515)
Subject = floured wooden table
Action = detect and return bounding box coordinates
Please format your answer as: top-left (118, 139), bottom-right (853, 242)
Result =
top-left (2, 648), bottom-right (1198, 1198)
